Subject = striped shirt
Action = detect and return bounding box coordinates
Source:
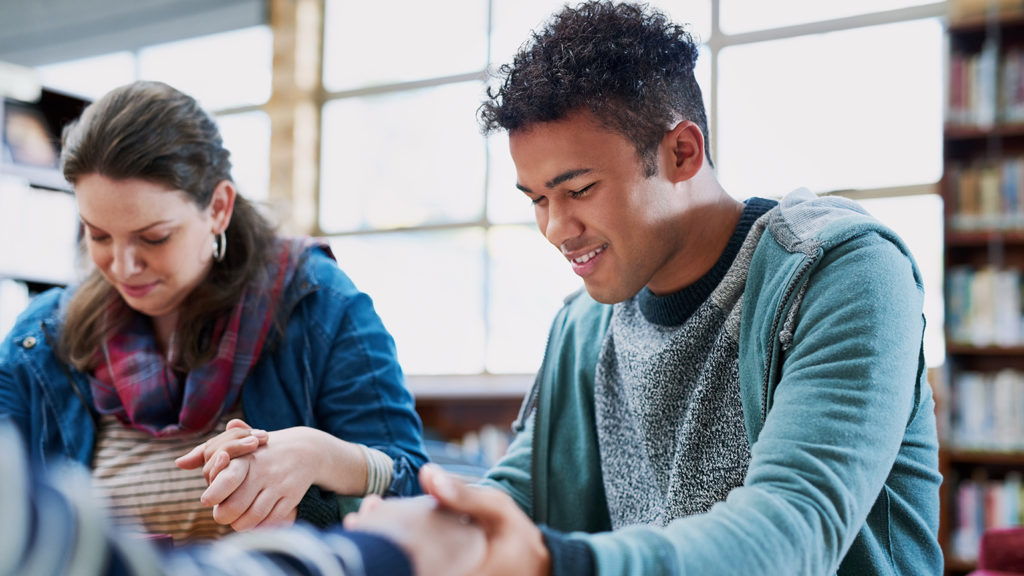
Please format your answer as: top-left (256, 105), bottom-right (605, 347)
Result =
top-left (91, 410), bottom-right (243, 543)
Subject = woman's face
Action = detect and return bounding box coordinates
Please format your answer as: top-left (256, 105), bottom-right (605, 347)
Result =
top-left (75, 174), bottom-right (221, 322)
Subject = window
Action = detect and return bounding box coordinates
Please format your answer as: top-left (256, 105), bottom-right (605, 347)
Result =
top-left (320, 0), bottom-right (947, 377)
top-left (711, 5), bottom-right (946, 366)
top-left (35, 27), bottom-right (273, 202)
top-left (319, 83), bottom-right (485, 232)
top-left (719, 0), bottom-right (939, 34)
top-left (32, 1), bottom-right (948, 379)
top-left (138, 27), bottom-right (272, 111)
top-left (716, 19), bottom-right (943, 196)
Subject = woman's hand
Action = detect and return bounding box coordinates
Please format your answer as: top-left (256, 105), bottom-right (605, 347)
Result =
top-left (179, 423), bottom-right (369, 531)
top-left (175, 419), bottom-right (268, 484)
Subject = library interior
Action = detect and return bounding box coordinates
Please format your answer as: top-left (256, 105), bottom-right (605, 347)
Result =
top-left (1, 0), bottom-right (1023, 574)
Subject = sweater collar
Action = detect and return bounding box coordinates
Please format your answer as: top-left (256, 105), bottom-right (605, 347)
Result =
top-left (637, 197), bottom-right (777, 326)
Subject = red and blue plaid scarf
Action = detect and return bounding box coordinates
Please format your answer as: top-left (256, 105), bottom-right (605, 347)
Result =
top-left (89, 238), bottom-right (326, 437)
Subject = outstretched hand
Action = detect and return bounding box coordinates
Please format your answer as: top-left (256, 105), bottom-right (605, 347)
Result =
top-left (346, 464), bottom-right (550, 576)
top-left (343, 494), bottom-right (486, 576)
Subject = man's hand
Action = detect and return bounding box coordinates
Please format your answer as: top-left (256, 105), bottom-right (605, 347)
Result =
top-left (346, 464), bottom-right (551, 576)
top-left (344, 494), bottom-right (486, 576)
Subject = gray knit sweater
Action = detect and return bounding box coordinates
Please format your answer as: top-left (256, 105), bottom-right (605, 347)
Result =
top-left (594, 198), bottom-right (775, 528)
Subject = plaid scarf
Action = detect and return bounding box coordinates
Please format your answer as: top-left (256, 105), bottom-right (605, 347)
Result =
top-left (89, 238), bottom-right (325, 437)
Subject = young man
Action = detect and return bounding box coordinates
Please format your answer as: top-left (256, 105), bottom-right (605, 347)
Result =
top-left (351, 2), bottom-right (943, 574)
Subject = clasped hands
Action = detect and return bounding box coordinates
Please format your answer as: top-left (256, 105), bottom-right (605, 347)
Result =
top-left (176, 420), bottom-right (551, 576)
top-left (175, 419), bottom-right (309, 530)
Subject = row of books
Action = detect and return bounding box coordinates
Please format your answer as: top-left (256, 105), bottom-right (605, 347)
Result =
top-left (950, 369), bottom-right (1024, 451)
top-left (946, 266), bottom-right (1024, 347)
top-left (952, 472), bottom-right (1023, 560)
top-left (946, 158), bottom-right (1024, 231)
top-left (948, 42), bottom-right (1024, 127)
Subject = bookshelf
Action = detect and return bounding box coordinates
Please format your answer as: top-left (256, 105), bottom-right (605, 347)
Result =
top-left (942, 6), bottom-right (1024, 574)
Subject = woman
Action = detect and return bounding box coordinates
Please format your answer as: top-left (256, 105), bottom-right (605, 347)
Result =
top-left (0, 80), bottom-right (427, 541)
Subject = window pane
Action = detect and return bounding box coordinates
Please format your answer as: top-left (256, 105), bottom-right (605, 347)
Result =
top-left (647, 0), bottom-right (711, 43)
top-left (139, 26), bottom-right (272, 110)
top-left (216, 111), bottom-right (270, 203)
top-left (490, 0), bottom-right (582, 68)
top-left (487, 134), bottom-right (533, 224)
top-left (487, 225), bottom-right (582, 373)
top-left (320, 82), bottom-right (486, 232)
top-left (717, 19), bottom-right (943, 198)
top-left (857, 193), bottom-right (944, 367)
top-left (323, 0), bottom-right (486, 91)
top-left (721, 0), bottom-right (939, 34)
top-left (0, 184), bottom-right (79, 286)
top-left (36, 52), bottom-right (136, 101)
top-left (490, 0), bottom-right (710, 69)
top-left (328, 230), bottom-right (485, 375)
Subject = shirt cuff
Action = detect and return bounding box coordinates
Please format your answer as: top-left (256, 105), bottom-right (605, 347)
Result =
top-left (296, 484), bottom-right (341, 528)
top-left (340, 531), bottom-right (414, 576)
top-left (540, 525), bottom-right (596, 576)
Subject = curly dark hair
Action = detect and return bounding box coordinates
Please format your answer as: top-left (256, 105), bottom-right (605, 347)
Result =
top-left (479, 1), bottom-right (711, 175)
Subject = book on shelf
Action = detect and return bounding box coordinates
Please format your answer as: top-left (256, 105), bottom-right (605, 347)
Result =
top-left (947, 157), bottom-right (1024, 231)
top-left (948, 45), bottom-right (1000, 128)
top-left (947, 36), bottom-right (1024, 128)
top-left (946, 266), bottom-right (1024, 347)
top-left (952, 472), bottom-right (1023, 561)
top-left (950, 369), bottom-right (1024, 451)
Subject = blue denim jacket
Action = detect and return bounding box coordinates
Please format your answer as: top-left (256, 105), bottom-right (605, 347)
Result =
top-left (0, 246), bottom-right (427, 497)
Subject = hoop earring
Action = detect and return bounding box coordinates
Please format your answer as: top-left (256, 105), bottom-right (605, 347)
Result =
top-left (213, 231), bottom-right (227, 262)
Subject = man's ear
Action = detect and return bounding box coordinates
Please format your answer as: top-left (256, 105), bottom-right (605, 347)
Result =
top-left (209, 179), bottom-right (237, 233)
top-left (663, 120), bottom-right (705, 183)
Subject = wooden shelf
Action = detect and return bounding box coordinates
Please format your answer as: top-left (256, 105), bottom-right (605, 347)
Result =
top-left (946, 343), bottom-right (1024, 355)
top-left (945, 229), bottom-right (1024, 246)
top-left (944, 555), bottom-right (976, 575)
top-left (949, 12), bottom-right (1024, 35)
top-left (945, 122), bottom-right (1024, 141)
top-left (944, 448), bottom-right (1024, 467)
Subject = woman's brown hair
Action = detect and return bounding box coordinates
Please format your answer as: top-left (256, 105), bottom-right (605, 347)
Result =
top-left (59, 80), bottom-right (276, 372)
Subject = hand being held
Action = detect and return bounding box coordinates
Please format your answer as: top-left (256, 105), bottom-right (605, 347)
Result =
top-left (177, 421), bottom-right (335, 532)
top-left (197, 452), bottom-right (300, 530)
top-left (175, 419), bottom-right (268, 484)
top-left (346, 464), bottom-right (550, 576)
top-left (344, 494), bottom-right (485, 576)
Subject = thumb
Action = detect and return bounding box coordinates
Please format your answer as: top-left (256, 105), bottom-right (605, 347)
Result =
top-left (225, 418), bottom-right (252, 431)
top-left (420, 463), bottom-right (506, 527)
top-left (175, 442), bottom-right (206, 470)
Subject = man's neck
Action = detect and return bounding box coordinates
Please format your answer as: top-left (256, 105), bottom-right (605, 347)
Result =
top-left (647, 189), bottom-right (746, 296)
